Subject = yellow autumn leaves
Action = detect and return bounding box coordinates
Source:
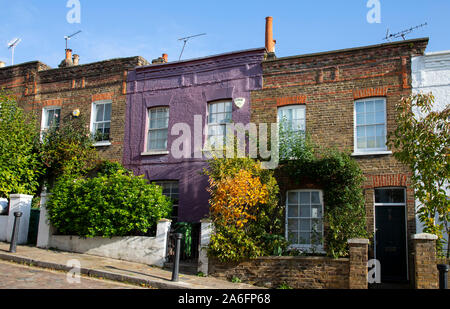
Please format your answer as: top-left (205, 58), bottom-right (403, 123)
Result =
top-left (208, 169), bottom-right (269, 229)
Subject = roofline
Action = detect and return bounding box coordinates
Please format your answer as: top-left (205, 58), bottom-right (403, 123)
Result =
top-left (424, 50), bottom-right (450, 56)
top-left (136, 47), bottom-right (266, 71)
top-left (0, 60), bottom-right (50, 70)
top-left (41, 56), bottom-right (146, 73)
top-left (265, 37), bottom-right (430, 62)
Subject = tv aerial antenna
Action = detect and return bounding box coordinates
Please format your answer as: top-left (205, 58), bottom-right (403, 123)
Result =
top-left (178, 33), bottom-right (206, 60)
top-left (7, 38), bottom-right (22, 66)
top-left (383, 23), bottom-right (427, 41)
top-left (64, 30), bottom-right (82, 50)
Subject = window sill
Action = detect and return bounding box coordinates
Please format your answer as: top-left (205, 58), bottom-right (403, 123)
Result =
top-left (351, 150), bottom-right (392, 157)
top-left (141, 150), bottom-right (169, 156)
top-left (287, 245), bottom-right (325, 254)
top-left (93, 141), bottom-right (112, 147)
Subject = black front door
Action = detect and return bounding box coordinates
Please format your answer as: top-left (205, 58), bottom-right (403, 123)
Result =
top-left (375, 205), bottom-right (408, 282)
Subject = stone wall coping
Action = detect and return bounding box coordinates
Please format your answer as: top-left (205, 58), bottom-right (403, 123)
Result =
top-left (348, 238), bottom-right (370, 245)
top-left (213, 256), bottom-right (350, 263)
top-left (200, 219), bottom-right (212, 223)
top-left (411, 233), bottom-right (438, 240)
top-left (158, 219), bottom-right (172, 223)
top-left (9, 194), bottom-right (34, 199)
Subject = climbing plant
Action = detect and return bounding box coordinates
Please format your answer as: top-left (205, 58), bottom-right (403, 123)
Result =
top-left (279, 130), bottom-right (368, 258)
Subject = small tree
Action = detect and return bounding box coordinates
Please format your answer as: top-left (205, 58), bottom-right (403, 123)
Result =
top-left (388, 93), bottom-right (449, 257)
top-left (40, 114), bottom-right (99, 188)
top-left (205, 157), bottom-right (286, 262)
top-left (0, 90), bottom-right (43, 197)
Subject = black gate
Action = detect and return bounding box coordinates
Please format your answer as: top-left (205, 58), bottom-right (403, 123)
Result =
top-left (27, 209), bottom-right (40, 245)
top-left (167, 222), bottom-right (200, 263)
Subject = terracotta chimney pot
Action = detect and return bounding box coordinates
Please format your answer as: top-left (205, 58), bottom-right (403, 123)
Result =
top-left (73, 54), bottom-right (80, 66)
top-left (65, 49), bottom-right (73, 61)
top-left (265, 16), bottom-right (276, 54)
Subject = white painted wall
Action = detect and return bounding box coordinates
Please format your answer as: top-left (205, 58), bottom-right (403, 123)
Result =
top-left (0, 195), bottom-right (32, 244)
top-left (412, 50), bottom-right (450, 253)
top-left (37, 195), bottom-right (172, 267)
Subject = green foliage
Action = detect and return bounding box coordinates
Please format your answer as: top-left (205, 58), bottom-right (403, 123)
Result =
top-left (277, 282), bottom-right (293, 289)
top-left (46, 162), bottom-right (172, 238)
top-left (0, 90), bottom-right (44, 198)
top-left (231, 276), bottom-right (242, 284)
top-left (388, 93), bottom-right (449, 257)
top-left (172, 222), bottom-right (194, 257)
top-left (280, 129), bottom-right (368, 258)
top-left (205, 157), bottom-right (287, 262)
top-left (40, 114), bottom-right (99, 187)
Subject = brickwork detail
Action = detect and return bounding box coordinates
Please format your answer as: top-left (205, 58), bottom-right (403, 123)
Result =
top-left (353, 87), bottom-right (389, 100)
top-left (413, 234), bottom-right (439, 289)
top-left (276, 95), bottom-right (307, 107)
top-left (348, 239), bottom-right (369, 289)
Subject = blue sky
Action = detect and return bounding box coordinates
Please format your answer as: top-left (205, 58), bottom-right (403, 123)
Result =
top-left (0, 0), bottom-right (448, 67)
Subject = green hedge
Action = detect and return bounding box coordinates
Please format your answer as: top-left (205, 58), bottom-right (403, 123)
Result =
top-left (46, 162), bottom-right (172, 238)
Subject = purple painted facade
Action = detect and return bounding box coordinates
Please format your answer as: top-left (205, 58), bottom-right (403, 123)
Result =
top-left (123, 48), bottom-right (266, 222)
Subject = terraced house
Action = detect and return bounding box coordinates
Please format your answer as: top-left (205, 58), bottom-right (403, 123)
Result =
top-left (251, 35), bottom-right (429, 284)
top-left (0, 49), bottom-right (148, 162)
top-left (123, 48), bottom-right (266, 222)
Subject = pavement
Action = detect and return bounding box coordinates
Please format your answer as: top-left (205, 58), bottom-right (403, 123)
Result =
top-left (0, 242), bottom-right (260, 289)
top-left (0, 260), bottom-right (143, 289)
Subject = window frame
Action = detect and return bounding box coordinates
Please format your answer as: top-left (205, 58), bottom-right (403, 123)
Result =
top-left (353, 97), bottom-right (389, 155)
top-left (41, 106), bottom-right (61, 132)
top-left (277, 104), bottom-right (306, 136)
top-left (90, 100), bottom-right (112, 147)
top-left (144, 106), bottom-right (170, 155)
top-left (285, 189), bottom-right (324, 251)
top-left (205, 101), bottom-right (233, 151)
top-left (152, 180), bottom-right (179, 221)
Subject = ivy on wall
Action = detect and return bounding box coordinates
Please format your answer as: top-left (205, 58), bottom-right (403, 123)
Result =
top-left (279, 130), bottom-right (368, 258)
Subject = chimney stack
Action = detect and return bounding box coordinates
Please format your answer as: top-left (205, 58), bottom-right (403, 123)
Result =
top-left (265, 16), bottom-right (276, 55)
top-left (73, 54), bottom-right (80, 66)
top-left (151, 53), bottom-right (169, 64)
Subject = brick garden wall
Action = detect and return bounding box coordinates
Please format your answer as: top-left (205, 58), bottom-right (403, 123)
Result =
top-left (209, 256), bottom-right (350, 289)
top-left (208, 240), bottom-right (368, 289)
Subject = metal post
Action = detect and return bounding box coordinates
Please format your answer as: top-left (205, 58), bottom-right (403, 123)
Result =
top-left (437, 264), bottom-right (449, 289)
top-left (9, 212), bottom-right (23, 253)
top-left (171, 233), bottom-right (183, 282)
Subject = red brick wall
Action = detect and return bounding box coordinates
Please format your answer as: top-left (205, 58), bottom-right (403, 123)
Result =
top-left (0, 57), bottom-right (148, 162)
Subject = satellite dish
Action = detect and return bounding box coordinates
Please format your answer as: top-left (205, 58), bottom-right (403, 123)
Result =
top-left (7, 38), bottom-right (22, 65)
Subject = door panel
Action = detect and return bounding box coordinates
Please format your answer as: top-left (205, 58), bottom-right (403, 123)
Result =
top-left (375, 206), bottom-right (407, 282)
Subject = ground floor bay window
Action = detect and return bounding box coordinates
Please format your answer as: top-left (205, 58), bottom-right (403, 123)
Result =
top-left (286, 190), bottom-right (324, 251)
